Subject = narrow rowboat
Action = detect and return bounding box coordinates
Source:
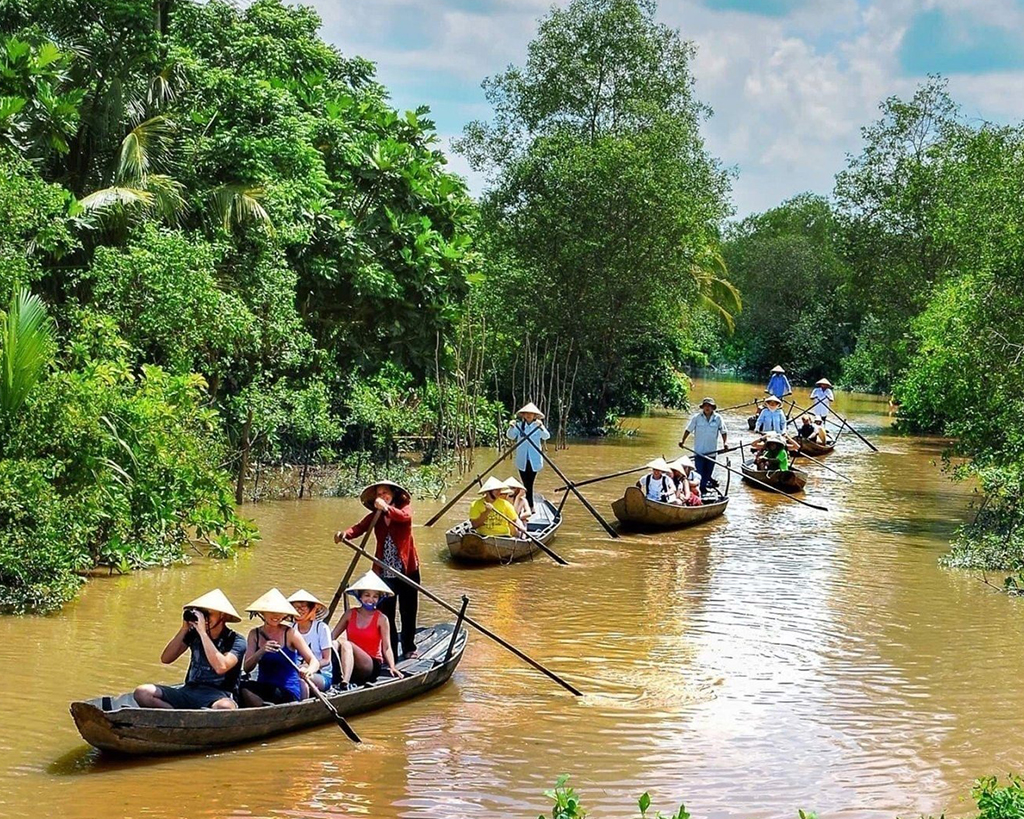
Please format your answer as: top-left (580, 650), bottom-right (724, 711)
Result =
top-left (795, 437), bottom-right (836, 457)
top-left (446, 495), bottom-right (561, 564)
top-left (70, 623), bottom-right (466, 755)
top-left (611, 485), bottom-right (728, 530)
top-left (741, 460), bottom-right (808, 493)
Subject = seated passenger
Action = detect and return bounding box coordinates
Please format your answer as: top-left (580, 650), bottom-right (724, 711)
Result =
top-left (133, 589), bottom-right (246, 710)
top-left (503, 476), bottom-right (532, 523)
top-left (637, 458), bottom-right (677, 503)
top-left (812, 417), bottom-right (829, 444)
top-left (757, 433), bottom-right (791, 472)
top-left (669, 457), bottom-right (703, 506)
top-left (796, 414), bottom-right (816, 440)
top-left (238, 588), bottom-right (319, 707)
top-left (469, 476), bottom-right (523, 537)
top-left (288, 589), bottom-right (333, 695)
top-left (331, 571), bottom-right (403, 688)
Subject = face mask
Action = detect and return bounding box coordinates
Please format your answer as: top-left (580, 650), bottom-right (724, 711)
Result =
top-left (361, 599), bottom-right (377, 611)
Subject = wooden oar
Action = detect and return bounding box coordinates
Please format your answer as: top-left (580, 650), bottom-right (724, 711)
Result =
top-left (483, 503), bottom-right (569, 565)
top-left (525, 437), bottom-right (619, 538)
top-left (326, 510), bottom-right (381, 624)
top-left (717, 399), bottom-right (761, 412)
top-left (794, 449), bottom-right (853, 483)
top-left (424, 439), bottom-right (519, 527)
top-left (553, 465), bottom-right (648, 492)
top-left (678, 444), bottom-right (829, 512)
top-left (827, 407), bottom-right (879, 452)
top-left (276, 651), bottom-right (361, 743)
top-left (337, 534), bottom-right (583, 696)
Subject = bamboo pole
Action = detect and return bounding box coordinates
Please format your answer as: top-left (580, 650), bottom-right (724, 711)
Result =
top-left (525, 437), bottom-right (619, 538)
top-left (424, 439), bottom-right (518, 527)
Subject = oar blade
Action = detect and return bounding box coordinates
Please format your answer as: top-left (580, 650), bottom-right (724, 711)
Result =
top-left (335, 713), bottom-right (361, 743)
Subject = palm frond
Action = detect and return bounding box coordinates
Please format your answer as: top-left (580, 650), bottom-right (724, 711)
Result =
top-left (209, 184), bottom-right (273, 232)
top-left (116, 115), bottom-right (175, 182)
top-left (0, 288), bottom-right (55, 421)
top-left (78, 185), bottom-right (155, 212)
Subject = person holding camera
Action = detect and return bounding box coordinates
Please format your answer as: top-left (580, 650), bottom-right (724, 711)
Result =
top-left (133, 589), bottom-right (247, 710)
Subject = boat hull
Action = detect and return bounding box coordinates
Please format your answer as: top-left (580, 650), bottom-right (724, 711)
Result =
top-left (740, 461), bottom-right (808, 493)
top-left (795, 437), bottom-right (835, 457)
top-left (70, 623), bottom-right (466, 755)
top-left (446, 495), bottom-right (561, 564)
top-left (611, 486), bottom-right (729, 530)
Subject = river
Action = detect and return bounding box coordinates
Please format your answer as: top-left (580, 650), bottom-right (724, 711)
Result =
top-left (0, 376), bottom-right (1018, 819)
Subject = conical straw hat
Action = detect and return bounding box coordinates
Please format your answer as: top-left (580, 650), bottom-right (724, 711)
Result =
top-left (358, 480), bottom-right (410, 510)
top-left (668, 457), bottom-right (694, 473)
top-left (346, 570), bottom-right (394, 599)
top-left (815, 378), bottom-right (832, 387)
top-left (184, 589), bottom-right (241, 623)
top-left (516, 401), bottom-right (545, 419)
top-left (764, 394), bottom-right (783, 406)
top-left (287, 589), bottom-right (326, 617)
top-left (246, 588), bottom-right (299, 618)
top-left (645, 457), bottom-right (674, 473)
top-left (503, 476), bottom-right (526, 492)
top-left (771, 365), bottom-right (786, 373)
top-left (478, 476), bottom-right (508, 494)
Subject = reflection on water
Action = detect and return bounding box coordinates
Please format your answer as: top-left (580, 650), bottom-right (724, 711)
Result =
top-left (0, 377), bottom-right (1018, 819)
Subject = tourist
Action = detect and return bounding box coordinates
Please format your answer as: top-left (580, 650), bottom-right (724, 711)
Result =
top-left (669, 457), bottom-right (703, 505)
top-left (288, 589), bottom-right (333, 694)
top-left (637, 457), bottom-right (677, 503)
top-left (238, 588), bottom-right (319, 707)
top-left (133, 589), bottom-right (246, 710)
top-left (766, 365), bottom-right (792, 399)
top-left (679, 396), bottom-right (729, 494)
top-left (469, 475), bottom-right (523, 537)
top-left (796, 414), bottom-right (816, 440)
top-left (503, 475), bottom-right (532, 523)
top-left (810, 378), bottom-right (835, 423)
top-left (506, 401), bottom-right (551, 512)
top-left (331, 571), bottom-right (402, 688)
top-left (335, 480), bottom-right (421, 660)
top-left (757, 433), bottom-right (792, 472)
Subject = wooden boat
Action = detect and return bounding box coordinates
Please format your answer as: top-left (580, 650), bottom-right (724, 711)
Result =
top-left (795, 436), bottom-right (836, 457)
top-left (70, 623), bottom-right (466, 755)
top-left (741, 459), bottom-right (808, 493)
top-left (446, 494), bottom-right (561, 563)
top-left (611, 485), bottom-right (729, 531)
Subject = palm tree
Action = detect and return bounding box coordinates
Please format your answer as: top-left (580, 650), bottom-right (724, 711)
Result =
top-left (0, 288), bottom-right (55, 425)
top-left (689, 246), bottom-right (741, 332)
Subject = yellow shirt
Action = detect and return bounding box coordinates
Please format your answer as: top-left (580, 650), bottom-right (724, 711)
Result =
top-left (469, 497), bottom-right (518, 537)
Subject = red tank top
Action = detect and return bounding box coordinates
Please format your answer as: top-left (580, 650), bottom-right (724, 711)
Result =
top-left (346, 610), bottom-right (383, 661)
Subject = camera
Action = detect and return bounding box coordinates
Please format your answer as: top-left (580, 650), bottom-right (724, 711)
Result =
top-left (183, 608), bottom-right (199, 624)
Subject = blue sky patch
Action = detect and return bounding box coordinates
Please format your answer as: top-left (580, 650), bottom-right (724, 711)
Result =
top-left (700, 0), bottom-right (807, 16)
top-left (900, 8), bottom-right (1024, 75)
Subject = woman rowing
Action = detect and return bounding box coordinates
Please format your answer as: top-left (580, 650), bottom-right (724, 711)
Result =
top-left (335, 480), bottom-right (421, 659)
top-left (238, 589), bottom-right (319, 707)
top-left (506, 401), bottom-right (551, 514)
top-left (331, 571), bottom-right (402, 688)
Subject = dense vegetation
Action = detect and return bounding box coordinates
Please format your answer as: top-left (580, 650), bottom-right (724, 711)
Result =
top-left (538, 774), bottom-right (1024, 818)
top-left (706, 78), bottom-right (1024, 573)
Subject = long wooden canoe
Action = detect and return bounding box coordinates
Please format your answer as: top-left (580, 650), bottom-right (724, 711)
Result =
top-left (70, 623), bottom-right (466, 755)
top-left (795, 436), bottom-right (836, 457)
top-left (446, 495), bottom-right (561, 563)
top-left (741, 460), bottom-right (808, 493)
top-left (611, 485), bottom-right (728, 531)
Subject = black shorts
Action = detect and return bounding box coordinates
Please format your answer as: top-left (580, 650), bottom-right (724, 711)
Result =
top-left (239, 679), bottom-right (298, 705)
top-left (157, 683), bottom-right (234, 709)
top-left (354, 659), bottom-right (382, 684)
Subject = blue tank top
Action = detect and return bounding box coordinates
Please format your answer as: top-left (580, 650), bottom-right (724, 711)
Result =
top-left (255, 627), bottom-right (302, 700)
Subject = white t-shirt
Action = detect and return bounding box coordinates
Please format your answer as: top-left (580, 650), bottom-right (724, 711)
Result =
top-left (298, 620), bottom-right (332, 661)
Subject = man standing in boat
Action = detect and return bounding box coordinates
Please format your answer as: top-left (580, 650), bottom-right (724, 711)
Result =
top-left (506, 401), bottom-right (551, 513)
top-left (766, 365), bottom-right (792, 399)
top-left (133, 589), bottom-right (247, 710)
top-left (810, 378), bottom-right (834, 425)
top-left (679, 397), bottom-right (728, 496)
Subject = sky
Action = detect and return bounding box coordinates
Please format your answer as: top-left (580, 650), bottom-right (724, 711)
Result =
top-left (301, 0), bottom-right (1024, 217)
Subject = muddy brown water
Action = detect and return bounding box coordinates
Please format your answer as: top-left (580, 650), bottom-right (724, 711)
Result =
top-left (1, 377), bottom-right (1018, 819)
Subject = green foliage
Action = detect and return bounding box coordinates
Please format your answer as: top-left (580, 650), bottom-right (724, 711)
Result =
top-left (458, 0), bottom-right (732, 426)
top-left (0, 287), bottom-right (55, 424)
top-left (972, 776), bottom-right (1024, 819)
top-left (541, 776), bottom-right (587, 819)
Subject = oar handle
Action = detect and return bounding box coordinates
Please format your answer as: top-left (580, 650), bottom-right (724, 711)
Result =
top-left (484, 503), bottom-right (569, 566)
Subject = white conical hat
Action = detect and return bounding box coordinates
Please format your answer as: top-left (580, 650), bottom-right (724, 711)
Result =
top-left (478, 475), bottom-right (509, 494)
top-left (246, 588), bottom-right (299, 618)
top-left (346, 570), bottom-right (394, 599)
top-left (771, 365), bottom-right (786, 373)
top-left (815, 378), bottom-right (832, 387)
top-left (764, 394), bottom-right (783, 405)
top-left (287, 589), bottom-right (326, 617)
top-left (668, 456), bottom-right (694, 473)
top-left (184, 589), bottom-right (241, 623)
top-left (503, 476), bottom-right (526, 491)
top-left (516, 401), bottom-right (545, 419)
top-left (645, 457), bottom-right (674, 472)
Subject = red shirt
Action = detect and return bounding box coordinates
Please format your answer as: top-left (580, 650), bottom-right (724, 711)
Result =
top-left (344, 502), bottom-right (420, 575)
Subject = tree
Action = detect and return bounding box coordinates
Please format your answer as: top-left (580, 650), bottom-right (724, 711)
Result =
top-left (457, 0), bottom-right (733, 426)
